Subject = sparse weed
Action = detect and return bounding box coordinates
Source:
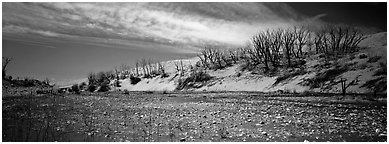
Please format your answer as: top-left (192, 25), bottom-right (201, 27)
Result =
top-left (306, 65), bottom-right (349, 88)
top-left (367, 55), bottom-right (382, 63)
top-left (176, 69), bottom-right (212, 90)
top-left (274, 69), bottom-right (306, 85)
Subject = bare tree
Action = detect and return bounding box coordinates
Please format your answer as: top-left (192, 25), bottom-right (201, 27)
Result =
top-left (313, 30), bottom-right (326, 54)
top-left (282, 28), bottom-right (297, 67)
top-left (341, 26), bottom-right (366, 53)
top-left (157, 62), bottom-right (166, 76)
top-left (198, 47), bottom-right (228, 70)
top-left (294, 26), bottom-right (310, 58)
top-left (314, 24), bottom-right (365, 56)
top-left (228, 49), bottom-right (239, 64)
top-left (2, 57), bottom-right (12, 79)
top-left (135, 60), bottom-right (140, 76)
top-left (180, 60), bottom-right (184, 76)
top-left (252, 32), bottom-right (270, 69)
top-left (268, 29), bottom-right (283, 67)
top-left (141, 58), bottom-right (148, 77)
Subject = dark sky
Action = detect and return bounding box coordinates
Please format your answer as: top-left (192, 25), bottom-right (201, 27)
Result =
top-left (287, 2), bottom-right (387, 31)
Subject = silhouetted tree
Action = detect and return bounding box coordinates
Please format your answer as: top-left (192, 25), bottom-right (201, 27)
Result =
top-left (2, 57), bottom-right (12, 79)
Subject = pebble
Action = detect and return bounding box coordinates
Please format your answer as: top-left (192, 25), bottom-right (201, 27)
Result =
top-left (379, 133), bottom-right (387, 137)
top-left (180, 138), bottom-right (186, 142)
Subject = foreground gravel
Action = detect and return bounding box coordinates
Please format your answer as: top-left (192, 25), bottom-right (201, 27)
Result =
top-left (2, 92), bottom-right (387, 142)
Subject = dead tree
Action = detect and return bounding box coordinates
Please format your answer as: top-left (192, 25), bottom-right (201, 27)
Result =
top-left (141, 58), bottom-right (148, 77)
top-left (340, 78), bottom-right (347, 97)
top-left (282, 29), bottom-right (297, 67)
top-left (135, 60), bottom-right (140, 76)
top-left (157, 62), bottom-right (166, 76)
top-left (2, 57), bottom-right (12, 79)
top-left (114, 67), bottom-right (120, 87)
top-left (295, 26), bottom-right (310, 58)
top-left (228, 49), bottom-right (239, 64)
top-left (341, 26), bottom-right (366, 53)
top-left (174, 61), bottom-right (180, 73)
top-left (268, 29), bottom-right (283, 67)
top-left (313, 30), bottom-right (326, 54)
top-left (198, 47), bottom-right (210, 69)
top-left (252, 33), bottom-right (270, 70)
top-left (180, 60), bottom-right (184, 76)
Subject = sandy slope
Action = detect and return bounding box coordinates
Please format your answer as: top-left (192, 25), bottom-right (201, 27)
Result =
top-left (119, 32), bottom-right (387, 93)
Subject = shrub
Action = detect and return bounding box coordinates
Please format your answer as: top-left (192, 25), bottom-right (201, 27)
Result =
top-left (130, 75), bottom-right (141, 85)
top-left (79, 82), bottom-right (87, 90)
top-left (71, 84), bottom-right (80, 94)
top-left (98, 82), bottom-right (111, 92)
top-left (123, 89), bottom-right (130, 94)
top-left (87, 85), bottom-right (97, 92)
top-left (191, 70), bottom-right (212, 82)
top-left (359, 53), bottom-right (368, 59)
top-left (97, 71), bottom-right (110, 85)
top-left (88, 72), bottom-right (98, 86)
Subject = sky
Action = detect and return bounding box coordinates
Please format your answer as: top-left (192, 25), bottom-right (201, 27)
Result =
top-left (2, 2), bottom-right (387, 86)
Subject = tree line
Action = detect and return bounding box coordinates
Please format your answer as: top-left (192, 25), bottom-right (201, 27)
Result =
top-left (197, 24), bottom-right (366, 71)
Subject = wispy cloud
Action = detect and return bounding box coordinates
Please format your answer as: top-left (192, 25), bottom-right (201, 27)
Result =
top-left (3, 2), bottom-right (316, 47)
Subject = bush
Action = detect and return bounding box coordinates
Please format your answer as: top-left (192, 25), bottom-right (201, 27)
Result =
top-left (88, 72), bottom-right (98, 86)
top-left (87, 85), bottom-right (97, 92)
top-left (98, 82), bottom-right (110, 92)
top-left (130, 75), bottom-right (141, 85)
top-left (71, 84), bottom-right (80, 94)
top-left (359, 53), bottom-right (368, 59)
top-left (79, 82), bottom-right (87, 90)
top-left (123, 89), bottom-right (130, 94)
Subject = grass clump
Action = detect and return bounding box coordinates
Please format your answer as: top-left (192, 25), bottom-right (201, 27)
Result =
top-left (374, 62), bottom-right (386, 76)
top-left (360, 77), bottom-right (387, 93)
top-left (274, 69), bottom-right (306, 85)
top-left (306, 65), bottom-right (348, 88)
top-left (367, 55), bottom-right (381, 63)
top-left (176, 69), bottom-right (212, 90)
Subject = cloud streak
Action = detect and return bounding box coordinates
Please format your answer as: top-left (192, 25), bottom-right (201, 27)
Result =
top-left (3, 2), bottom-right (313, 47)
